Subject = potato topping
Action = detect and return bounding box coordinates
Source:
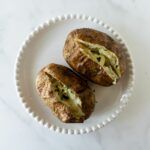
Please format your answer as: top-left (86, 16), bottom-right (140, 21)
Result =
top-left (76, 39), bottom-right (121, 84)
top-left (45, 72), bottom-right (85, 118)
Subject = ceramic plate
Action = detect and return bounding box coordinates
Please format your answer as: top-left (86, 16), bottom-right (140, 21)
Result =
top-left (15, 14), bottom-right (135, 134)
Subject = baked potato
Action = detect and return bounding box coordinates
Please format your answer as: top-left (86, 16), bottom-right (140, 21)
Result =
top-left (36, 63), bottom-right (95, 123)
top-left (63, 28), bottom-right (126, 86)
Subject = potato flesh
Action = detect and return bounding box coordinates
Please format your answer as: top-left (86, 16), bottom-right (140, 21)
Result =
top-left (76, 39), bottom-right (121, 83)
top-left (47, 73), bottom-right (85, 118)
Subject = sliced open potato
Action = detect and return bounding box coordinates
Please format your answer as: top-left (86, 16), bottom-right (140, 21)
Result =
top-left (36, 63), bottom-right (95, 123)
top-left (63, 28), bottom-right (126, 86)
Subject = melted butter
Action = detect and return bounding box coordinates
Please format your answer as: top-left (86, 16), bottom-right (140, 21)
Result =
top-left (76, 39), bottom-right (121, 82)
top-left (47, 74), bottom-right (85, 118)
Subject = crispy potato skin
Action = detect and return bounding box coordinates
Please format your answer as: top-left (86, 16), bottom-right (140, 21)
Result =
top-left (63, 28), bottom-right (126, 86)
top-left (36, 63), bottom-right (95, 123)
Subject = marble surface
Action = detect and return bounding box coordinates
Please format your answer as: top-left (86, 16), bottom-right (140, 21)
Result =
top-left (0, 0), bottom-right (150, 149)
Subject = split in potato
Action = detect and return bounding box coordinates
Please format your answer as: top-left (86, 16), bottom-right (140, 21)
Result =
top-left (76, 39), bottom-right (121, 84)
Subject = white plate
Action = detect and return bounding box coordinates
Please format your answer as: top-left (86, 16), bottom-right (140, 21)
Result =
top-left (15, 14), bottom-right (135, 134)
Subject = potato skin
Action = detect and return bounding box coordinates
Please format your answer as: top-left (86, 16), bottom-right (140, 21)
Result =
top-left (36, 63), bottom-right (95, 123)
top-left (63, 28), bottom-right (126, 86)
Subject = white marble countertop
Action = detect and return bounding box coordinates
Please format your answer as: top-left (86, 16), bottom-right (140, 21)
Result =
top-left (0, 0), bottom-right (150, 149)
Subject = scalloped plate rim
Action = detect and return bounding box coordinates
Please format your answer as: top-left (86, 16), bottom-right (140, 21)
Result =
top-left (15, 14), bottom-right (135, 135)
